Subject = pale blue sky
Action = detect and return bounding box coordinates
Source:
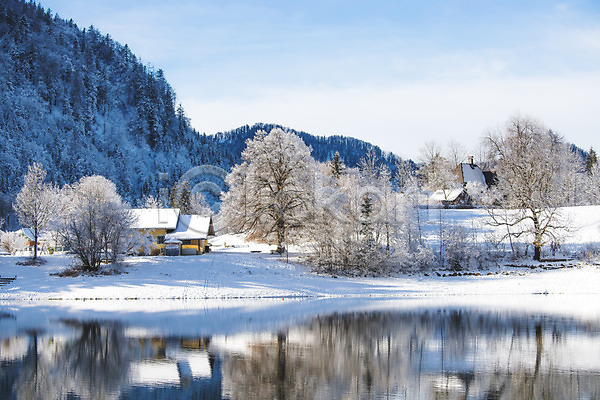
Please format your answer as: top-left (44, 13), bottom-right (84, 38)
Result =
top-left (41, 0), bottom-right (600, 159)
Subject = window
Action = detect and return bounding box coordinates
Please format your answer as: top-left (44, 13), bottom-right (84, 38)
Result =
top-left (157, 235), bottom-right (165, 244)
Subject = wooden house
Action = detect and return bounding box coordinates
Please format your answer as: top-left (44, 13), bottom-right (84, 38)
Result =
top-left (19, 228), bottom-right (61, 254)
top-left (429, 188), bottom-right (472, 207)
top-left (455, 156), bottom-right (496, 188)
top-left (20, 228), bottom-right (40, 253)
top-left (130, 208), bottom-right (180, 255)
top-left (165, 215), bottom-right (215, 256)
top-left (454, 156), bottom-right (487, 187)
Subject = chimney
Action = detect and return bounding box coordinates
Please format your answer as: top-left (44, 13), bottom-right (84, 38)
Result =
top-left (467, 155), bottom-right (474, 165)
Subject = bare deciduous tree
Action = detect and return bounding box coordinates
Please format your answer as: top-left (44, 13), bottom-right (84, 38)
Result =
top-left (446, 139), bottom-right (467, 169)
top-left (419, 141), bottom-right (458, 193)
top-left (486, 116), bottom-right (572, 261)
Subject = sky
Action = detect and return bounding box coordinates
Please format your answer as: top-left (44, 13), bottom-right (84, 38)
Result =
top-left (40, 0), bottom-right (600, 160)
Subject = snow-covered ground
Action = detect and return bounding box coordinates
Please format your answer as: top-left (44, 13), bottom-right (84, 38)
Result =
top-left (417, 204), bottom-right (600, 252)
top-left (1, 206), bottom-right (599, 302)
top-left (0, 238), bottom-right (599, 302)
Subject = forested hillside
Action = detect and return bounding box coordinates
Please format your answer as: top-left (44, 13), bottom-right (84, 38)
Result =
top-left (213, 123), bottom-right (406, 175)
top-left (0, 0), bottom-right (404, 208)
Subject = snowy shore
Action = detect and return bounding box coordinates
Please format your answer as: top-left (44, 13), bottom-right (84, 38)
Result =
top-left (1, 248), bottom-right (599, 302)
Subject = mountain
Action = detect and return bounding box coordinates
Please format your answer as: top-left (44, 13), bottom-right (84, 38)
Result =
top-left (212, 123), bottom-right (407, 173)
top-left (0, 0), bottom-right (407, 213)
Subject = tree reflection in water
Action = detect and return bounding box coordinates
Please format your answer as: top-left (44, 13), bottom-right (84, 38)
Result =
top-left (0, 307), bottom-right (599, 399)
top-left (219, 310), bottom-right (600, 400)
top-left (14, 320), bottom-right (130, 400)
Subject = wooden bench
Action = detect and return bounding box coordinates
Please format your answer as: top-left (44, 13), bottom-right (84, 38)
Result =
top-left (0, 276), bottom-right (16, 286)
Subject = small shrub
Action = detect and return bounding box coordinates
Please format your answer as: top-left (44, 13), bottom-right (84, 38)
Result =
top-left (16, 258), bottom-right (47, 266)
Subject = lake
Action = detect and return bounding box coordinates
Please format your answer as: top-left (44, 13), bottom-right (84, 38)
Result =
top-left (1, 296), bottom-right (599, 399)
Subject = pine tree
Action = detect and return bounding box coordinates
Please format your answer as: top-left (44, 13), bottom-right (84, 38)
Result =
top-left (330, 152), bottom-right (345, 179)
top-left (585, 147), bottom-right (597, 176)
top-left (169, 182), bottom-right (179, 209)
top-left (179, 181), bottom-right (192, 214)
top-left (360, 193), bottom-right (374, 240)
top-left (358, 191), bottom-right (381, 273)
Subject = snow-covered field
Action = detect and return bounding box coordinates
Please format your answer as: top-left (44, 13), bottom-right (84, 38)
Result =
top-left (1, 239), bottom-right (599, 302)
top-left (1, 206), bottom-right (599, 302)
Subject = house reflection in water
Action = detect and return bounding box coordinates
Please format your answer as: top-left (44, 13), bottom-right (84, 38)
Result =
top-left (0, 323), bottom-right (223, 400)
top-left (122, 337), bottom-right (223, 399)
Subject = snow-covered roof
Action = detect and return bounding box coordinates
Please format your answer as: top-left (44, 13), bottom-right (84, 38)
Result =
top-left (430, 189), bottom-right (464, 202)
top-left (129, 361), bottom-right (180, 386)
top-left (460, 163), bottom-right (487, 186)
top-left (166, 215), bottom-right (215, 240)
top-left (130, 208), bottom-right (180, 230)
top-left (21, 228), bottom-right (35, 241)
top-left (20, 228), bottom-right (52, 242)
top-left (166, 348), bottom-right (212, 378)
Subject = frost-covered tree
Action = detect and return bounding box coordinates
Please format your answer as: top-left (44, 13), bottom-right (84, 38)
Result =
top-left (178, 181), bottom-right (192, 213)
top-left (143, 195), bottom-right (161, 209)
top-left (445, 139), bottom-right (467, 169)
top-left (419, 141), bottom-right (459, 195)
top-left (169, 181), bottom-right (179, 209)
top-left (486, 116), bottom-right (572, 261)
top-left (308, 159), bottom-right (436, 274)
top-left (220, 128), bottom-right (315, 251)
top-left (376, 166), bottom-right (396, 255)
top-left (14, 162), bottom-right (59, 259)
top-left (555, 147), bottom-right (586, 207)
top-left (587, 162), bottom-right (600, 205)
top-left (308, 164), bottom-right (386, 274)
top-left (188, 192), bottom-right (212, 215)
top-left (59, 176), bottom-right (133, 271)
top-left (0, 231), bottom-right (27, 255)
top-left (166, 181), bottom-right (196, 213)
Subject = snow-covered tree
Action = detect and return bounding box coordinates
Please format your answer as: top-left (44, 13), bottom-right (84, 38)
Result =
top-left (220, 128), bottom-right (315, 251)
top-left (167, 181), bottom-right (200, 214)
top-left (419, 141), bottom-right (459, 194)
top-left (486, 116), bottom-right (571, 261)
top-left (14, 162), bottom-right (59, 259)
top-left (0, 231), bottom-right (27, 255)
top-left (309, 161), bottom-right (397, 274)
top-left (445, 139), bottom-right (467, 169)
top-left (178, 181), bottom-right (192, 213)
top-left (169, 181), bottom-right (179, 209)
top-left (143, 195), bottom-right (161, 209)
top-left (59, 176), bottom-right (133, 271)
top-left (376, 166), bottom-right (396, 255)
top-left (555, 147), bottom-right (586, 207)
top-left (587, 162), bottom-right (600, 205)
top-left (188, 192), bottom-right (212, 215)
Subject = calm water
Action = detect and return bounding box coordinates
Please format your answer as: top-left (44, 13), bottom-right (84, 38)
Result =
top-left (1, 298), bottom-right (599, 399)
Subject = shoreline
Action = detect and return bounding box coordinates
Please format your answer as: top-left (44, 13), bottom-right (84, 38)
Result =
top-left (1, 252), bottom-right (600, 302)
